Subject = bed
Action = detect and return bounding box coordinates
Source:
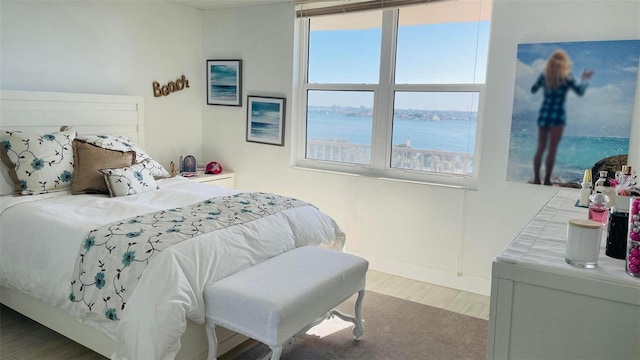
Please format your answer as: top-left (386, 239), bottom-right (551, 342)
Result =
top-left (0, 90), bottom-right (346, 359)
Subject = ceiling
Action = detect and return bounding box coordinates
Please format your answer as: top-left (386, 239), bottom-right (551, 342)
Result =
top-left (173, 0), bottom-right (293, 10)
top-left (173, 0), bottom-right (365, 11)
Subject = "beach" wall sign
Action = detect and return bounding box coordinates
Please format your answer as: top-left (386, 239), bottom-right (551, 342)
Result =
top-left (153, 75), bottom-right (189, 97)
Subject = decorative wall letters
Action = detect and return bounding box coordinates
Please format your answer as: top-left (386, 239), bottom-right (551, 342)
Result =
top-left (153, 75), bottom-right (189, 97)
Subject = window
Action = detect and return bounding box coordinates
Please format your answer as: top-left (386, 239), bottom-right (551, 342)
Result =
top-left (294, 1), bottom-right (491, 188)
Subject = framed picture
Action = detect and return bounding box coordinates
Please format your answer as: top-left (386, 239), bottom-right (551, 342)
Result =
top-left (181, 155), bottom-right (197, 173)
top-left (246, 96), bottom-right (285, 146)
top-left (206, 59), bottom-right (242, 106)
top-left (506, 40), bottom-right (638, 186)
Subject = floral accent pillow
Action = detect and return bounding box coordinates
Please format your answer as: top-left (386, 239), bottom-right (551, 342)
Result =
top-left (76, 134), bottom-right (170, 179)
top-left (0, 127), bottom-right (76, 195)
top-left (99, 161), bottom-right (159, 197)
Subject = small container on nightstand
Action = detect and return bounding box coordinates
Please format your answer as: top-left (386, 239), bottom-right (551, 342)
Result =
top-left (184, 172), bottom-right (235, 189)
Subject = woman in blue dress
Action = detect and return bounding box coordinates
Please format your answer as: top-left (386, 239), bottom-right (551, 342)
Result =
top-left (531, 49), bottom-right (593, 185)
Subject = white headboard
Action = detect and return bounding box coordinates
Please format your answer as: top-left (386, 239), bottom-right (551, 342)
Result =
top-left (0, 90), bottom-right (145, 147)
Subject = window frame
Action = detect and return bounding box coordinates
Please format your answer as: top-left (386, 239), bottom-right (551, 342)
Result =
top-left (293, 8), bottom-right (486, 189)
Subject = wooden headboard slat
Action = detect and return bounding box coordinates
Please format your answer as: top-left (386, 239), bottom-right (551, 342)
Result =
top-left (0, 90), bottom-right (145, 147)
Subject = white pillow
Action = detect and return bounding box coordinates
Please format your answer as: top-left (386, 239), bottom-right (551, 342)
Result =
top-left (0, 127), bottom-right (76, 195)
top-left (100, 161), bottom-right (159, 197)
top-left (76, 134), bottom-right (170, 179)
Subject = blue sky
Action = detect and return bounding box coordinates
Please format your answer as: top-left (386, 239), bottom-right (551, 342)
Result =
top-left (512, 39), bottom-right (639, 137)
top-left (307, 21), bottom-right (490, 111)
top-left (210, 64), bottom-right (237, 86)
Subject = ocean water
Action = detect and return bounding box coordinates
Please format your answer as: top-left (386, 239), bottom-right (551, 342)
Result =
top-left (507, 133), bottom-right (629, 183)
top-left (210, 85), bottom-right (237, 100)
top-left (307, 112), bottom-right (476, 153)
top-left (307, 112), bottom-right (628, 183)
top-left (251, 122), bottom-right (279, 140)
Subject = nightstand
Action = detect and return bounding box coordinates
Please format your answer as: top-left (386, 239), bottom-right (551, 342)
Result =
top-left (184, 172), bottom-right (235, 189)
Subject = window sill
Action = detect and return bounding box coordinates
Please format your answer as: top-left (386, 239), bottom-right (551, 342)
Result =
top-left (291, 165), bottom-right (479, 190)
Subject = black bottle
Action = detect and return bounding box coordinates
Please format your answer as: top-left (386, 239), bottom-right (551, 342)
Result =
top-left (606, 211), bottom-right (628, 260)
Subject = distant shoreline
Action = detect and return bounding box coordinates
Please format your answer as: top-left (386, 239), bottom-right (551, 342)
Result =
top-left (308, 106), bottom-right (477, 122)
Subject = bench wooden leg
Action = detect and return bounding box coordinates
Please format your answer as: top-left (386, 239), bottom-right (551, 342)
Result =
top-left (270, 345), bottom-right (283, 360)
top-left (329, 289), bottom-right (365, 340)
top-left (205, 324), bottom-right (219, 360)
top-left (258, 345), bottom-right (282, 360)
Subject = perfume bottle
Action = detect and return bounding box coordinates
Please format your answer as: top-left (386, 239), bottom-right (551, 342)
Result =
top-left (594, 170), bottom-right (616, 207)
top-left (588, 193), bottom-right (609, 225)
top-left (579, 169), bottom-right (592, 207)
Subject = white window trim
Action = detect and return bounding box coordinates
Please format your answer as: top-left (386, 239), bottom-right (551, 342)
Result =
top-left (292, 9), bottom-right (485, 190)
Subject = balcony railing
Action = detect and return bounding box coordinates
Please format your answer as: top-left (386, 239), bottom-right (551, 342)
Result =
top-left (307, 139), bottom-right (473, 175)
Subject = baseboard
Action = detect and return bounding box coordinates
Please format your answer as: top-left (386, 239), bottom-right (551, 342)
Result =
top-left (346, 250), bottom-right (491, 296)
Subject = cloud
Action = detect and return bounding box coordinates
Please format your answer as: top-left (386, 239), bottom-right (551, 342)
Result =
top-left (512, 58), bottom-right (543, 113)
top-left (512, 58), bottom-right (634, 137)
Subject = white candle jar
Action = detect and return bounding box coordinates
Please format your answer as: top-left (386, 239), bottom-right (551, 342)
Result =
top-left (566, 219), bottom-right (603, 268)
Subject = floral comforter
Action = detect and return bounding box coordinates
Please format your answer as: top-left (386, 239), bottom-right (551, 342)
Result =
top-left (0, 177), bottom-right (345, 359)
top-left (69, 192), bottom-right (309, 323)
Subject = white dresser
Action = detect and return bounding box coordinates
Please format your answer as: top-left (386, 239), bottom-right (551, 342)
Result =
top-left (487, 190), bottom-right (640, 359)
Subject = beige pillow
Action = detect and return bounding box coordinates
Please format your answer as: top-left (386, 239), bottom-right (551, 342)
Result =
top-left (71, 140), bottom-right (135, 195)
top-left (76, 134), bottom-right (170, 179)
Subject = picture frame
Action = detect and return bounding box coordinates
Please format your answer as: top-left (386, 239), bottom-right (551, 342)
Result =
top-left (246, 96), bottom-right (286, 146)
top-left (505, 40), bottom-right (638, 186)
top-left (181, 155), bottom-right (197, 173)
top-left (206, 59), bottom-right (242, 106)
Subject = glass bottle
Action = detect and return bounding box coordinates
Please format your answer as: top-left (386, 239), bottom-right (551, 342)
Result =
top-left (579, 169), bottom-right (592, 207)
top-left (588, 193), bottom-right (609, 225)
top-left (595, 170), bottom-right (616, 207)
top-left (626, 197), bottom-right (640, 277)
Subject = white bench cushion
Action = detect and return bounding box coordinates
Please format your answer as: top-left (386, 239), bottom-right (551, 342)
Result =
top-left (204, 246), bottom-right (368, 346)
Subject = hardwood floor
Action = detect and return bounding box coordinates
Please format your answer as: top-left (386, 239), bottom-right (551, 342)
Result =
top-left (0, 305), bottom-right (106, 360)
top-left (366, 270), bottom-right (491, 320)
top-left (0, 271), bottom-right (489, 359)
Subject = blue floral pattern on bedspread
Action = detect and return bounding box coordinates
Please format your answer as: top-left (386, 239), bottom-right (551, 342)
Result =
top-left (69, 192), bottom-right (310, 322)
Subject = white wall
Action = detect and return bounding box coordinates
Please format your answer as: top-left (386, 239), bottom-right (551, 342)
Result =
top-left (0, 1), bottom-right (204, 166)
top-left (202, 0), bottom-right (640, 295)
top-left (1, 0), bottom-right (637, 295)
top-left (463, 0), bottom-right (640, 289)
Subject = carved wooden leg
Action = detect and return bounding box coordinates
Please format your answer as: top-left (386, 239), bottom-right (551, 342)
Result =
top-left (352, 289), bottom-right (365, 340)
top-left (329, 289), bottom-right (366, 341)
top-left (270, 345), bottom-right (283, 360)
top-left (205, 324), bottom-right (219, 360)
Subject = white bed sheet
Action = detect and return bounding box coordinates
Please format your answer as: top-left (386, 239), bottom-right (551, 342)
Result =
top-left (0, 176), bottom-right (345, 359)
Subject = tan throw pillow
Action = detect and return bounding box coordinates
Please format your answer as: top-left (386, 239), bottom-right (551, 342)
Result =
top-left (71, 140), bottom-right (135, 195)
top-left (76, 134), bottom-right (170, 179)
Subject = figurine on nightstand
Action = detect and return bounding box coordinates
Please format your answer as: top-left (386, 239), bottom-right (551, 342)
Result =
top-left (169, 161), bottom-right (179, 177)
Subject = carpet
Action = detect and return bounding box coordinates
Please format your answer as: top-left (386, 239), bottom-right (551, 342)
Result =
top-left (231, 291), bottom-right (488, 360)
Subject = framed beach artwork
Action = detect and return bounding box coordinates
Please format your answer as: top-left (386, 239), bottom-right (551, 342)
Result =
top-left (246, 96), bottom-right (285, 146)
top-left (207, 59), bottom-right (242, 106)
top-left (506, 39), bottom-right (639, 186)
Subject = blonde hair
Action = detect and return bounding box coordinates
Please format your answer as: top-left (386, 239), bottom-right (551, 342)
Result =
top-left (544, 49), bottom-right (572, 89)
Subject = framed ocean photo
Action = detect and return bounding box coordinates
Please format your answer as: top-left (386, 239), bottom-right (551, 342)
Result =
top-left (506, 39), bottom-right (639, 186)
top-left (246, 96), bottom-right (285, 146)
top-left (207, 59), bottom-right (241, 106)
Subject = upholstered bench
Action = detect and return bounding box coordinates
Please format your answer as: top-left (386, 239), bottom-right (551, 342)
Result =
top-left (204, 246), bottom-right (368, 360)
